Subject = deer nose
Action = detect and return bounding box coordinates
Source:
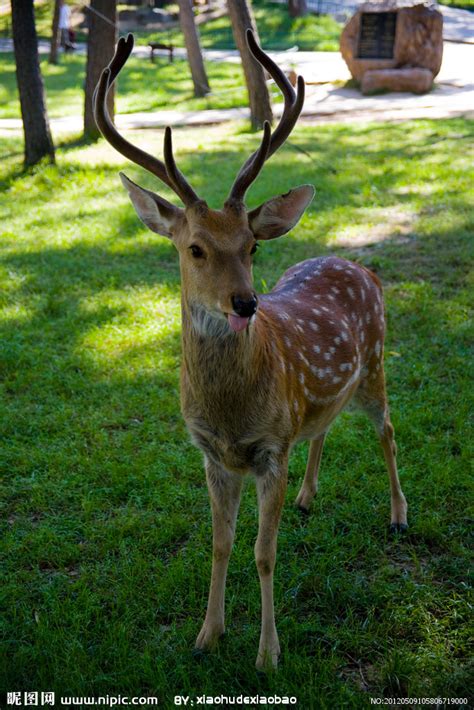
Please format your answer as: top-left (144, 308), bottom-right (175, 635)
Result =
top-left (231, 294), bottom-right (258, 318)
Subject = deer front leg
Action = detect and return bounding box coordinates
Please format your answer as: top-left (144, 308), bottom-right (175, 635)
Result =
top-left (195, 459), bottom-right (242, 652)
top-left (255, 457), bottom-right (288, 670)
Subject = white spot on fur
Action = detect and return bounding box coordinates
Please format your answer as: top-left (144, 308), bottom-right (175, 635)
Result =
top-left (312, 308), bottom-right (321, 316)
top-left (293, 399), bottom-right (299, 412)
top-left (331, 286), bottom-right (340, 294)
top-left (366, 312), bottom-right (371, 324)
top-left (347, 287), bottom-right (355, 300)
top-left (310, 322), bottom-right (319, 332)
top-left (313, 344), bottom-right (321, 353)
top-left (334, 336), bottom-right (341, 345)
top-left (298, 352), bottom-right (309, 366)
top-left (375, 340), bottom-right (381, 357)
top-left (284, 336), bottom-right (292, 348)
top-left (340, 362), bottom-right (352, 371)
top-left (324, 352), bottom-right (332, 361)
top-left (332, 376), bottom-right (342, 384)
top-left (299, 372), bottom-right (305, 384)
top-left (279, 311), bottom-right (291, 321)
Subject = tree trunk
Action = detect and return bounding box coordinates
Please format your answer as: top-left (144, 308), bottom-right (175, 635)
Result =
top-left (49, 0), bottom-right (61, 64)
top-left (177, 0), bottom-right (210, 97)
top-left (288, 0), bottom-right (308, 17)
top-left (84, 0), bottom-right (117, 139)
top-left (227, 0), bottom-right (272, 129)
top-left (11, 0), bottom-right (55, 167)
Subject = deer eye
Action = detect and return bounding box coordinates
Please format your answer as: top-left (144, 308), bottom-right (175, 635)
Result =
top-left (250, 242), bottom-right (258, 255)
top-left (189, 244), bottom-right (205, 259)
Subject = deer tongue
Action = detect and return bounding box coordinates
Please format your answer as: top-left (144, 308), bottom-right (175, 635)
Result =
top-left (227, 314), bottom-right (250, 333)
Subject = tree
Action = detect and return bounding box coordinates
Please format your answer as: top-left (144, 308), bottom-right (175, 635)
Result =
top-left (177, 0), bottom-right (210, 97)
top-left (226, 0), bottom-right (272, 129)
top-left (49, 0), bottom-right (61, 65)
top-left (84, 0), bottom-right (117, 139)
top-left (11, 0), bottom-right (55, 166)
top-left (288, 0), bottom-right (308, 17)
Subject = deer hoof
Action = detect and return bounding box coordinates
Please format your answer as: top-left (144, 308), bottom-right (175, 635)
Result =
top-left (389, 522), bottom-right (409, 534)
top-left (195, 621), bottom-right (224, 652)
top-left (256, 641), bottom-right (280, 671)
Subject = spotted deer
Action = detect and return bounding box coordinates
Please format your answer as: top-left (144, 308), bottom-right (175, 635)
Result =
top-left (94, 31), bottom-right (408, 670)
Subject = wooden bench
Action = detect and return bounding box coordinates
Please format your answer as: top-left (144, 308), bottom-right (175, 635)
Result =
top-left (149, 42), bottom-right (174, 63)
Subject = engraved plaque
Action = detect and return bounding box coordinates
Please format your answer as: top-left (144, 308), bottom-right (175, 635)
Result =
top-left (357, 12), bottom-right (397, 59)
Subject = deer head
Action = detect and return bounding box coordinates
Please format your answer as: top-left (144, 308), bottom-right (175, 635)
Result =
top-left (94, 31), bottom-right (314, 333)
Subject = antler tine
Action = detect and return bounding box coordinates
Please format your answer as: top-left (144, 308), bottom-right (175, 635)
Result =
top-left (164, 127), bottom-right (201, 206)
top-left (93, 34), bottom-right (199, 207)
top-left (227, 30), bottom-right (305, 204)
top-left (226, 121), bottom-right (271, 205)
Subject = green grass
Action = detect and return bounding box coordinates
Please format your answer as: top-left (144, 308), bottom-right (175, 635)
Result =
top-left (125, 0), bottom-right (342, 52)
top-left (171, 4), bottom-right (341, 52)
top-left (438, 0), bottom-right (474, 8)
top-left (0, 118), bottom-right (473, 708)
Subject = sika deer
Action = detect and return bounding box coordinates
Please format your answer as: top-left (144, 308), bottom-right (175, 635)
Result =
top-left (94, 31), bottom-right (408, 670)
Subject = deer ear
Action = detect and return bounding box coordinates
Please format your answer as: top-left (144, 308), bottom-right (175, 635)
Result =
top-left (120, 172), bottom-right (183, 238)
top-left (248, 185), bottom-right (315, 240)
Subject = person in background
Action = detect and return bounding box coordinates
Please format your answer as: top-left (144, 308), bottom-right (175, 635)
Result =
top-left (59, 0), bottom-right (74, 51)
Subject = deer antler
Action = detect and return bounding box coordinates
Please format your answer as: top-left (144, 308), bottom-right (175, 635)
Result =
top-left (227, 29), bottom-right (305, 205)
top-left (93, 34), bottom-right (201, 207)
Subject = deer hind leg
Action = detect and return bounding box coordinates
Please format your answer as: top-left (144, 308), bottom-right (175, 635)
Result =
top-left (295, 433), bottom-right (326, 513)
top-left (255, 456), bottom-right (288, 670)
top-left (356, 370), bottom-right (408, 532)
top-left (195, 459), bottom-right (242, 652)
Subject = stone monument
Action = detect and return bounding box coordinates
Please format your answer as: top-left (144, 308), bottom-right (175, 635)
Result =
top-left (340, 0), bottom-right (443, 94)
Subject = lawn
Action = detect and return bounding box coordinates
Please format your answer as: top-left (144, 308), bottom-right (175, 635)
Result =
top-left (0, 118), bottom-right (473, 708)
top-left (0, 51), bottom-right (258, 120)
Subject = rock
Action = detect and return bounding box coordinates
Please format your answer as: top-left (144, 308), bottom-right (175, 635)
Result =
top-left (340, 0), bottom-right (443, 89)
top-left (361, 67), bottom-right (434, 93)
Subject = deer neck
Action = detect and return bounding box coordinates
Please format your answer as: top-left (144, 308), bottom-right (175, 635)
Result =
top-left (180, 294), bottom-right (267, 397)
